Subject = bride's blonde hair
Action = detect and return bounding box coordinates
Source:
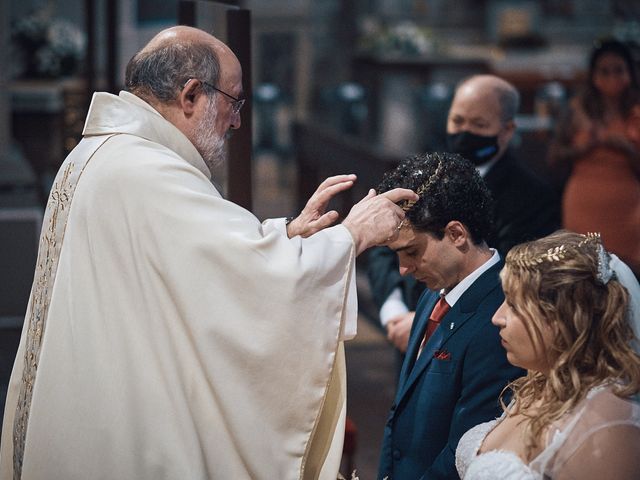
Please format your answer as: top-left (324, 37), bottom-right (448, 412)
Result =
top-left (500, 231), bottom-right (640, 456)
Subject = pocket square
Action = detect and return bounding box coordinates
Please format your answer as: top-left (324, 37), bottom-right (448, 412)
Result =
top-left (433, 350), bottom-right (451, 360)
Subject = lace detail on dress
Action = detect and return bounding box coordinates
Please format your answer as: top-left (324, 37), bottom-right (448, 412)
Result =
top-left (456, 386), bottom-right (640, 479)
top-left (456, 420), bottom-right (494, 478)
top-left (456, 420), bottom-right (538, 479)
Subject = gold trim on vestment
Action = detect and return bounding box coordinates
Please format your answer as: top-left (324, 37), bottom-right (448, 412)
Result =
top-left (12, 135), bottom-right (115, 480)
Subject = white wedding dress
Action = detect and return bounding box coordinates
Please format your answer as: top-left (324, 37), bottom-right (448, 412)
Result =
top-left (456, 386), bottom-right (640, 479)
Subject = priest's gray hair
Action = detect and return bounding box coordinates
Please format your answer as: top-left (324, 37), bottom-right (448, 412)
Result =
top-left (125, 41), bottom-right (220, 103)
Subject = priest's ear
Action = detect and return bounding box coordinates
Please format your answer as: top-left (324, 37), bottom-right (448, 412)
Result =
top-left (178, 78), bottom-right (204, 115)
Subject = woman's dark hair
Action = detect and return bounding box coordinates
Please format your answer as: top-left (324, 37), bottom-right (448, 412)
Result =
top-left (582, 38), bottom-right (640, 120)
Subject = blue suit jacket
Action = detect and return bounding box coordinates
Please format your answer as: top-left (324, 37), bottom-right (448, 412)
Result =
top-left (378, 261), bottom-right (524, 480)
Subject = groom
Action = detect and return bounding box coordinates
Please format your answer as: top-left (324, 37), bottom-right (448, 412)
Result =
top-left (377, 152), bottom-right (524, 479)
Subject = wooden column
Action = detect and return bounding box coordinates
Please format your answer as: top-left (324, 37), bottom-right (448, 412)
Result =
top-left (84, 0), bottom-right (96, 94)
top-left (106, 0), bottom-right (119, 93)
top-left (178, 1), bottom-right (196, 26)
top-left (225, 8), bottom-right (252, 211)
top-left (0, 0), bottom-right (8, 155)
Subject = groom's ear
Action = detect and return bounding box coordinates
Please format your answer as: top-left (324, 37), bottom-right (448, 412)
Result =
top-left (445, 221), bottom-right (468, 247)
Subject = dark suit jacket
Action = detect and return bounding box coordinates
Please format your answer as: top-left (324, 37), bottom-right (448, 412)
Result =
top-left (367, 151), bottom-right (559, 311)
top-left (377, 261), bottom-right (524, 480)
top-left (484, 150), bottom-right (560, 255)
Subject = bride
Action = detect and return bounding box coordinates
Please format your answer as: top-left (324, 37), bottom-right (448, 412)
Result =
top-left (456, 231), bottom-right (640, 479)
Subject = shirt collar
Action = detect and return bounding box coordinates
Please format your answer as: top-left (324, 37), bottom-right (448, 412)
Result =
top-left (476, 155), bottom-right (501, 177)
top-left (441, 249), bottom-right (500, 306)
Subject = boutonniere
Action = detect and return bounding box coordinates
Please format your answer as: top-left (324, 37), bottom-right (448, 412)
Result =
top-left (433, 349), bottom-right (451, 360)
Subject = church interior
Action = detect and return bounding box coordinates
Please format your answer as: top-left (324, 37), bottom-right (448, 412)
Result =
top-left (0, 0), bottom-right (638, 477)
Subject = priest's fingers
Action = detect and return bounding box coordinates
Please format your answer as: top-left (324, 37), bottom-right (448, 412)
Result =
top-left (360, 188), bottom-right (377, 203)
top-left (304, 176), bottom-right (357, 213)
top-left (298, 210), bottom-right (340, 238)
top-left (315, 174), bottom-right (357, 192)
top-left (342, 190), bottom-right (408, 255)
top-left (379, 187), bottom-right (418, 205)
top-left (288, 176), bottom-right (356, 238)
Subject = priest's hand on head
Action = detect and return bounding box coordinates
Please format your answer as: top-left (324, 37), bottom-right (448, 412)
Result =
top-left (286, 174), bottom-right (357, 239)
top-left (342, 188), bottom-right (417, 256)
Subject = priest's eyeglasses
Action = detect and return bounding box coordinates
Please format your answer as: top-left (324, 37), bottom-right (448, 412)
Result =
top-left (201, 80), bottom-right (246, 114)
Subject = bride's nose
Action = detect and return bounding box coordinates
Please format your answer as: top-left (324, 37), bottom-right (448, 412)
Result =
top-left (492, 302), bottom-right (507, 328)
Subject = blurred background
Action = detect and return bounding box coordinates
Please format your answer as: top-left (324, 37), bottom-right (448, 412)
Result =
top-left (0, 0), bottom-right (638, 477)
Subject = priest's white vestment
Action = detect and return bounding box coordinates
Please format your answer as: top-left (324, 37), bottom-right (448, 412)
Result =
top-left (0, 92), bottom-right (358, 480)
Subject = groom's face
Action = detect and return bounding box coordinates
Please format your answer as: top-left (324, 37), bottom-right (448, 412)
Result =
top-left (389, 227), bottom-right (462, 292)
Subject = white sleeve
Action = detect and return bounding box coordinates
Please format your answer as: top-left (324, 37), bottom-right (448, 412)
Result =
top-left (379, 287), bottom-right (410, 326)
top-left (342, 252), bottom-right (358, 340)
top-left (262, 219), bottom-right (358, 340)
top-left (261, 217), bottom-right (288, 236)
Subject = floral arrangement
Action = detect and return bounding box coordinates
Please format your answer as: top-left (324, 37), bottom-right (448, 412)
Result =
top-left (11, 8), bottom-right (86, 79)
top-left (357, 17), bottom-right (435, 57)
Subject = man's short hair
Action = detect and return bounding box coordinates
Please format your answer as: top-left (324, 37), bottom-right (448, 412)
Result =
top-left (125, 41), bottom-right (220, 103)
top-left (377, 152), bottom-right (494, 244)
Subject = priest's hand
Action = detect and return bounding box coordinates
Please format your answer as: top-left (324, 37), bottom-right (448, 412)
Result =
top-left (342, 188), bottom-right (417, 255)
top-left (287, 174), bottom-right (357, 238)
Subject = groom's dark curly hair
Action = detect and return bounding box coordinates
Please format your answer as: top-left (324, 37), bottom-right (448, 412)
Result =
top-left (377, 152), bottom-right (495, 244)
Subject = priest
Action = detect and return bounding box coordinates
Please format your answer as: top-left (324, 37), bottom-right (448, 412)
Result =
top-left (0, 26), bottom-right (415, 480)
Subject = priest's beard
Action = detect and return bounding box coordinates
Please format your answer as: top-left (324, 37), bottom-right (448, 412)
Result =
top-left (193, 96), bottom-right (226, 171)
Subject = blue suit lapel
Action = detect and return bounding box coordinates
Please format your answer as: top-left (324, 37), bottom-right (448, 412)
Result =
top-left (437, 306), bottom-right (474, 349)
top-left (394, 260), bottom-right (504, 406)
top-left (396, 318), bottom-right (445, 402)
top-left (397, 294), bottom-right (437, 390)
top-left (396, 304), bottom-right (476, 403)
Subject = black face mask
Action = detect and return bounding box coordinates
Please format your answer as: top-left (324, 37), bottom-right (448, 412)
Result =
top-left (446, 131), bottom-right (499, 166)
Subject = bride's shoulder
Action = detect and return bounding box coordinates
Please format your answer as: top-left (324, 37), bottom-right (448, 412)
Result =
top-left (536, 387), bottom-right (640, 479)
top-left (578, 385), bottom-right (640, 425)
top-left (547, 385), bottom-right (640, 452)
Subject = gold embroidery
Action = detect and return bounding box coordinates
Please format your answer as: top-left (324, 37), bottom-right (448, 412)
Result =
top-left (12, 163), bottom-right (74, 479)
top-left (11, 132), bottom-right (115, 479)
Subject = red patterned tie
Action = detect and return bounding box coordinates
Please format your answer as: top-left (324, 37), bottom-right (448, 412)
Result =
top-left (418, 297), bottom-right (450, 357)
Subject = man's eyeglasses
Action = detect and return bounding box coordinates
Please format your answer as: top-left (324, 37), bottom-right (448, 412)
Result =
top-left (201, 80), bottom-right (245, 114)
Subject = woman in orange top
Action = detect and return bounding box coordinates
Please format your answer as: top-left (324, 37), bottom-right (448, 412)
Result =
top-left (550, 39), bottom-right (640, 277)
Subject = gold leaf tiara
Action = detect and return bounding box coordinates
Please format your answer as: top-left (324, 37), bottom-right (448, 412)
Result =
top-left (506, 244), bottom-right (568, 269)
top-left (400, 159), bottom-right (443, 212)
top-left (506, 232), bottom-right (613, 284)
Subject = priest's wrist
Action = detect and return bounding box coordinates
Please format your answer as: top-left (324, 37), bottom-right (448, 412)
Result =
top-left (285, 216), bottom-right (297, 238)
top-left (340, 220), bottom-right (366, 256)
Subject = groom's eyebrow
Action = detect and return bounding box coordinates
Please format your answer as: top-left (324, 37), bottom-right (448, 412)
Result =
top-left (392, 243), bottom-right (413, 253)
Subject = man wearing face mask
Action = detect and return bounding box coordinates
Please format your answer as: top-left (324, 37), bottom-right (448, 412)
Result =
top-left (368, 74), bottom-right (560, 356)
top-left (446, 75), bottom-right (560, 252)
